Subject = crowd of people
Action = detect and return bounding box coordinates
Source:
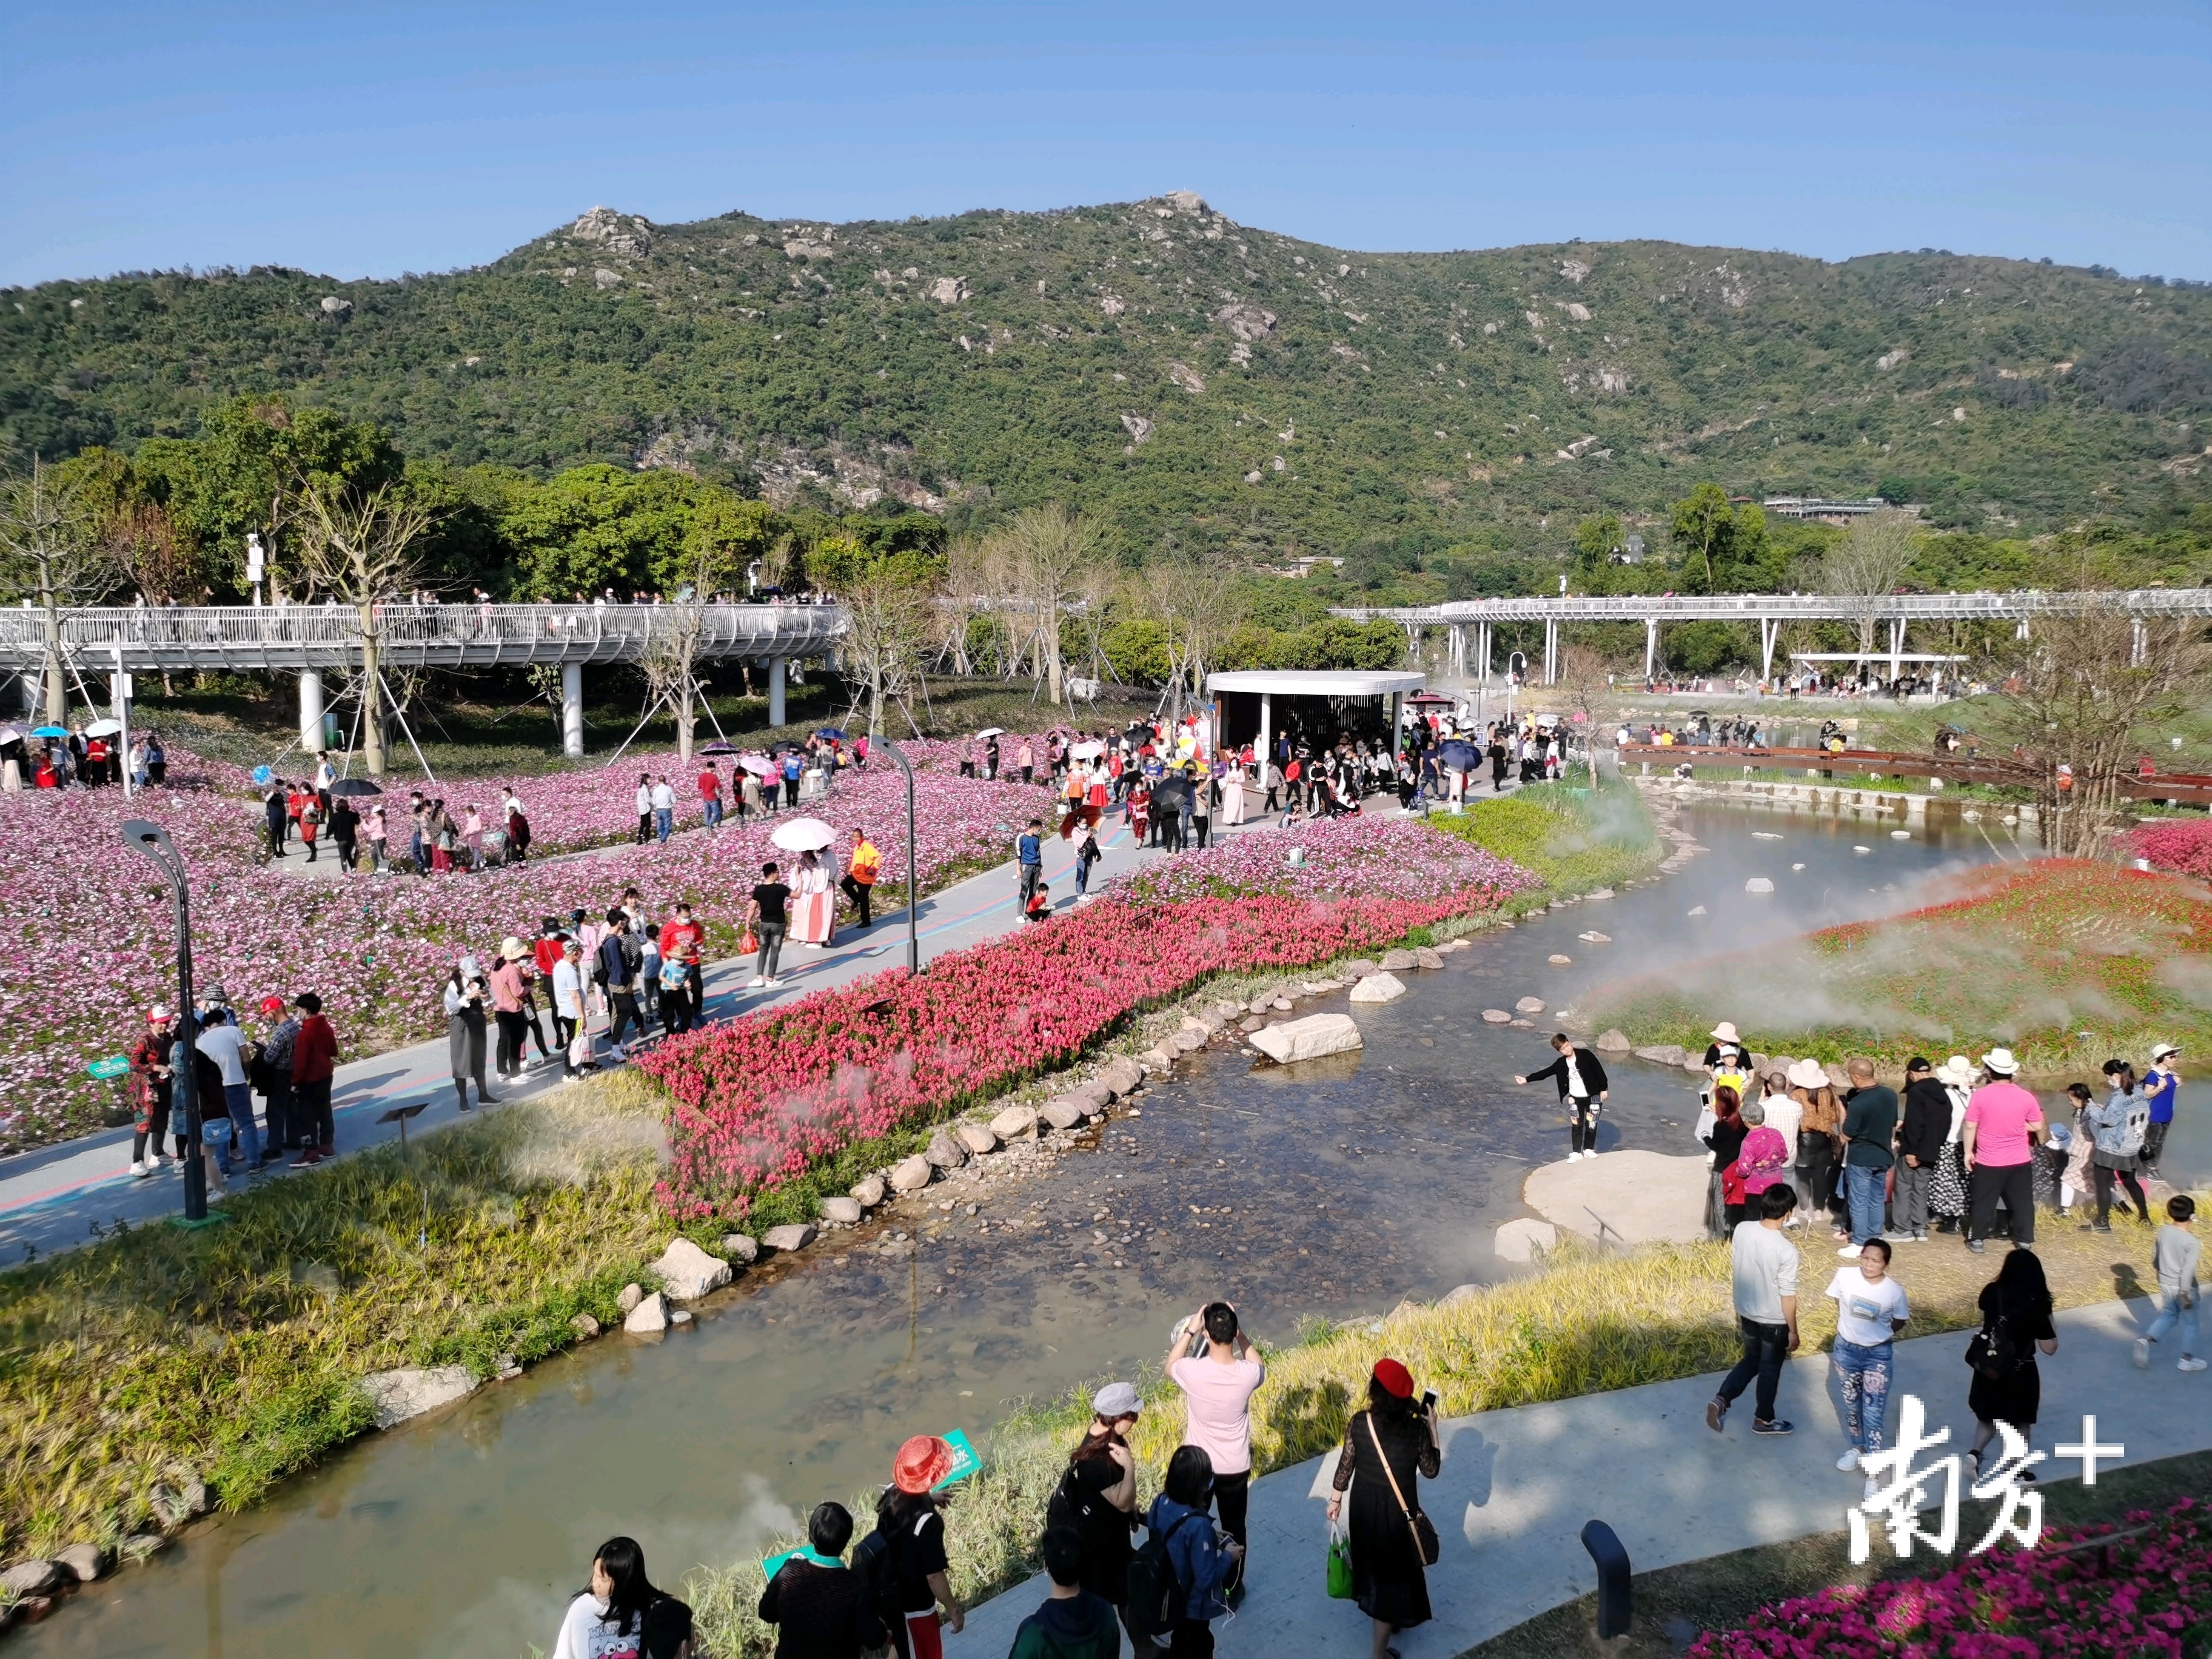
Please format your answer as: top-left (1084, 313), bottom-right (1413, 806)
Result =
top-left (0, 723), bottom-right (167, 791)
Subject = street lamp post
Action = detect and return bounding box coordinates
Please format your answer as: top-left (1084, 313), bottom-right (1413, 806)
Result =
top-left (873, 737), bottom-right (922, 977)
top-left (121, 819), bottom-right (205, 1221)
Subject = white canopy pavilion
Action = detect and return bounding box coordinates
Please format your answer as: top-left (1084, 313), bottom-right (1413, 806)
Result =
top-left (1206, 669), bottom-right (1428, 763)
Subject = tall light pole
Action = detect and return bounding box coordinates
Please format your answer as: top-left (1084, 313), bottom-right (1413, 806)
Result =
top-left (121, 819), bottom-right (204, 1221)
top-left (873, 737), bottom-right (922, 977)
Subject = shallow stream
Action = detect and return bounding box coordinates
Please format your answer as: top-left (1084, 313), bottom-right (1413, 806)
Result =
top-left (25, 805), bottom-right (2199, 1658)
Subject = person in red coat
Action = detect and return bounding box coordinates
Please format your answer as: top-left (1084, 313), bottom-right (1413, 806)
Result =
top-left (289, 993), bottom-right (338, 1165)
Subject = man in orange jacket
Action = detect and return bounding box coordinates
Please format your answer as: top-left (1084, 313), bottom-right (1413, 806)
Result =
top-left (841, 828), bottom-right (882, 928)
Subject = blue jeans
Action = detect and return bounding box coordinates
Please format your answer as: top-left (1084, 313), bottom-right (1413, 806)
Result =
top-left (703, 797), bottom-right (722, 829)
top-left (2147, 1290), bottom-right (2200, 1355)
top-left (1845, 1164), bottom-right (1888, 1244)
top-left (654, 807), bottom-right (673, 843)
top-left (1832, 1336), bottom-right (1894, 1453)
top-left (223, 1081), bottom-right (261, 1167)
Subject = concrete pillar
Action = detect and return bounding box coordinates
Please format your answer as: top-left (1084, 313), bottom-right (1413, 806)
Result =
top-left (1479, 621), bottom-right (1490, 683)
top-left (299, 669), bottom-right (325, 754)
top-left (560, 662), bottom-right (584, 759)
top-left (1889, 617), bottom-right (1905, 685)
top-left (1760, 618), bottom-right (1778, 682)
top-left (1389, 691), bottom-right (1403, 753)
top-left (1644, 618), bottom-right (1658, 680)
top-left (1259, 692), bottom-right (1273, 774)
top-left (768, 657), bottom-right (786, 728)
top-left (1544, 619), bottom-right (1559, 685)
top-left (110, 672), bottom-right (129, 721)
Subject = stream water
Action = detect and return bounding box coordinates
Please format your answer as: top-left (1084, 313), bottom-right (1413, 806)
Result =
top-left (22, 804), bottom-right (2199, 1658)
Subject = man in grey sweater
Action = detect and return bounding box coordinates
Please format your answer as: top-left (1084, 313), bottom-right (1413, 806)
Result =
top-left (1708, 1182), bottom-right (1803, 1435)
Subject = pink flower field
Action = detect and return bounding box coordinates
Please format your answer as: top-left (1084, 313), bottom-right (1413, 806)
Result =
top-left (0, 748), bottom-right (1052, 1154)
top-left (1114, 814), bottom-right (1537, 906)
top-left (2120, 816), bottom-right (2212, 881)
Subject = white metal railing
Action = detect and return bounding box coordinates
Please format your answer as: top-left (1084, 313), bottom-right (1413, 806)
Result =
top-left (1333, 588), bottom-right (2212, 625)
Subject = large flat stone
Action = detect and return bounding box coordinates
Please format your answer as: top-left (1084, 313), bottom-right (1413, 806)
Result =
top-left (990, 1105), bottom-right (1041, 1140)
top-left (1493, 1218), bottom-right (1560, 1262)
top-left (1251, 1013), bottom-right (1364, 1065)
top-left (651, 1236), bottom-right (733, 1301)
top-left (1632, 1043), bottom-right (1687, 1066)
top-left (361, 1365), bottom-right (478, 1430)
top-left (1349, 971), bottom-right (1407, 1004)
top-left (1523, 1150), bottom-right (1709, 1245)
top-left (1482, 1008), bottom-right (1513, 1024)
top-left (1595, 1028), bottom-right (1633, 1053)
top-left (890, 1153), bottom-right (934, 1192)
top-left (762, 1223), bottom-right (818, 1253)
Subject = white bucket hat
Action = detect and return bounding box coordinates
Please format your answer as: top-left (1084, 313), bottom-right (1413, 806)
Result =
top-left (1711, 1021), bottom-right (1741, 1043)
top-left (2151, 1041), bottom-right (2182, 1062)
top-left (1786, 1057), bottom-right (1829, 1090)
top-left (1980, 1047), bottom-right (2019, 1076)
top-left (1936, 1055), bottom-right (1976, 1087)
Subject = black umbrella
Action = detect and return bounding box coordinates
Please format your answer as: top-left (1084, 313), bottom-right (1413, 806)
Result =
top-left (1438, 740), bottom-right (1480, 771)
top-left (1150, 774), bottom-right (1191, 810)
top-left (329, 778), bottom-right (383, 797)
top-left (699, 741), bottom-right (739, 756)
top-left (769, 740), bottom-right (803, 755)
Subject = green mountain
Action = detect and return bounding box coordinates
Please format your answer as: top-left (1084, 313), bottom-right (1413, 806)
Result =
top-left (7, 193), bottom-right (2210, 557)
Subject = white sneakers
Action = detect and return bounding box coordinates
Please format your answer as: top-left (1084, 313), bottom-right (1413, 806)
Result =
top-left (748, 976), bottom-right (767, 988)
top-left (129, 1159), bottom-right (156, 1179)
top-left (1563, 1148), bottom-right (1600, 1162)
top-left (1836, 1447), bottom-right (1861, 1472)
top-left (1837, 1243), bottom-right (1863, 1258)
top-left (2182, 1356), bottom-right (2208, 1373)
top-left (1863, 1475), bottom-right (1881, 1503)
top-left (2136, 1338), bottom-right (2152, 1370)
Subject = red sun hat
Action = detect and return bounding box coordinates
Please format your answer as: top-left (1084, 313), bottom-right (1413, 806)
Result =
top-left (260, 996), bottom-right (286, 1016)
top-left (893, 1434), bottom-right (956, 1495)
top-left (1372, 1358), bottom-right (1415, 1399)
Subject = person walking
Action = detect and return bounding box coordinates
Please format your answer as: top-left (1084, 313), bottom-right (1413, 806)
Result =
top-left (444, 955), bottom-right (497, 1111)
top-left (1019, 736), bottom-right (1035, 784)
top-left (841, 828), bottom-right (880, 929)
top-left (1515, 1031), bottom-right (1610, 1161)
top-left (503, 786), bottom-right (532, 863)
top-left (1326, 1359), bottom-right (1439, 1659)
top-left (1825, 1236), bottom-right (1911, 1492)
top-left (2143, 1042), bottom-right (2182, 1175)
top-left (551, 1537), bottom-right (667, 1659)
top-left (289, 991), bottom-right (337, 1165)
top-left (1894, 1057), bottom-right (1947, 1244)
top-left (1071, 819), bottom-right (1102, 903)
top-left (873, 1436), bottom-right (964, 1659)
top-left (634, 773), bottom-right (654, 845)
top-left (1929, 1055), bottom-right (1974, 1233)
top-left (330, 796), bottom-right (360, 871)
top-left (1838, 1057), bottom-right (1899, 1257)
top-left (756, 1502), bottom-right (886, 1659)
top-left (1966, 1248), bottom-right (2058, 1474)
top-left (2082, 1059), bottom-right (2152, 1232)
top-left (1009, 1527), bottom-right (1122, 1659)
top-left (793, 851), bottom-right (836, 950)
top-left (598, 913), bottom-right (643, 1061)
top-left (782, 748), bottom-right (803, 809)
top-left (697, 760), bottom-right (723, 831)
top-left (2135, 1195), bottom-right (2204, 1373)
top-left (263, 782), bottom-right (289, 859)
top-left (1706, 1183), bottom-right (1802, 1436)
top-left (552, 939), bottom-right (587, 1076)
top-left (1147, 1445), bottom-right (1242, 1658)
top-left (1963, 1049), bottom-right (2045, 1253)
top-left (651, 775), bottom-right (677, 845)
top-left (1045, 1382), bottom-right (1141, 1614)
top-left (748, 863), bottom-right (791, 990)
top-left (490, 940), bottom-right (532, 1080)
top-left (1165, 1304), bottom-right (1264, 1584)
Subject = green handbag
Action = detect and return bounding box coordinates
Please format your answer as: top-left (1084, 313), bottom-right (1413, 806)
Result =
top-left (1327, 1525), bottom-right (1355, 1599)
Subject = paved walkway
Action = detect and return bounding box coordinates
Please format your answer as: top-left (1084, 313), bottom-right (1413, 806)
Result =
top-left (0, 803), bottom-right (1285, 1261)
top-left (954, 1296), bottom-right (2210, 1657)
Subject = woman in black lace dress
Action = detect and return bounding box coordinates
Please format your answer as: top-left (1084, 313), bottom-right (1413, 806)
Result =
top-left (1326, 1359), bottom-right (1443, 1659)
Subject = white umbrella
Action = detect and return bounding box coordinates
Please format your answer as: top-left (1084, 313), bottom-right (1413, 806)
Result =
top-left (974, 726), bottom-right (1007, 740)
top-left (1070, 740), bottom-right (1105, 760)
top-left (770, 816), bottom-right (837, 853)
top-left (84, 719), bottom-right (124, 737)
top-left (737, 754), bottom-right (774, 776)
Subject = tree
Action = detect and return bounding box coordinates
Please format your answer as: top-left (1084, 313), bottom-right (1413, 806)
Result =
top-left (993, 504), bottom-right (1102, 706)
top-left (1574, 513), bottom-right (1624, 575)
top-left (104, 501), bottom-right (204, 603)
top-left (0, 458), bottom-right (120, 722)
top-left (1671, 483), bottom-right (1735, 591)
top-left (287, 478), bottom-right (436, 779)
top-left (1819, 508), bottom-right (1920, 656)
top-left (1138, 555), bottom-right (1245, 717)
top-left (817, 543), bottom-right (945, 736)
top-left (1549, 643), bottom-right (1615, 787)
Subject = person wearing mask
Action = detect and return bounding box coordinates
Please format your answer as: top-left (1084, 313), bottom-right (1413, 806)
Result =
top-left (1326, 1359), bottom-right (1438, 1659)
top-left (1016, 817), bottom-right (1045, 916)
top-left (1894, 1057), bottom-right (1948, 1244)
top-left (1825, 1236), bottom-right (1911, 1494)
top-left (2136, 1195), bottom-right (2204, 1373)
top-left (873, 1436), bottom-right (963, 1659)
top-left (552, 939), bottom-right (587, 1076)
top-left (1963, 1049), bottom-right (2045, 1253)
top-left (599, 913), bottom-right (642, 1061)
top-left (659, 903), bottom-right (706, 1008)
top-left (1165, 1305), bottom-right (1264, 1586)
top-left (2083, 1059), bottom-right (2151, 1232)
top-left (2143, 1042), bottom-right (2182, 1175)
top-left (329, 795), bottom-right (360, 871)
top-left (1045, 1383), bottom-right (1141, 1614)
top-left (1515, 1031), bottom-right (1610, 1162)
top-left (1707, 1182), bottom-right (1802, 1437)
top-left (1009, 1526), bottom-right (1122, 1659)
top-left (194, 1003), bottom-right (260, 1175)
top-left (444, 955), bottom-right (497, 1111)
top-left (551, 1537), bottom-right (668, 1659)
top-left (1838, 1057), bottom-right (1899, 1258)
top-left (757, 1501), bottom-right (885, 1659)
top-left (128, 1005), bottom-right (178, 1176)
top-left (1965, 1248), bottom-right (2059, 1476)
top-left (841, 828), bottom-right (881, 929)
top-left (289, 992), bottom-right (338, 1165)
top-left (263, 782), bottom-right (289, 858)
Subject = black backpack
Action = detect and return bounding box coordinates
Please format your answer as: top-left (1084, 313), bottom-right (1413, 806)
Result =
top-left (1047, 1463), bottom-right (1106, 1536)
top-left (1122, 1510), bottom-right (1200, 1650)
top-left (851, 1527), bottom-right (902, 1638)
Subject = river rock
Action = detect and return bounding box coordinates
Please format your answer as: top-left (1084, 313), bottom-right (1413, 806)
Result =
top-left (1349, 972), bottom-right (1407, 1005)
top-left (1549, 954), bottom-right (1573, 965)
top-left (119, 1534), bottom-right (167, 1563)
top-left (1493, 1218), bottom-right (1560, 1262)
top-left (1246, 994), bottom-right (1275, 1016)
top-left (956, 1122), bottom-right (999, 1156)
top-left (1515, 996), bottom-right (1546, 1013)
top-left (1040, 1098), bottom-right (1087, 1130)
top-left (1687, 905), bottom-right (1708, 916)
top-left (1, 1561), bottom-right (61, 1598)
top-left (1239, 1014), bottom-right (1265, 1032)
top-left (1744, 877), bottom-right (1774, 894)
top-left (990, 1105), bottom-right (1041, 1140)
top-left (720, 1233), bottom-right (760, 1264)
top-left (670, 1309), bottom-right (694, 1327)
top-left (1589, 888), bottom-right (1615, 899)
top-left (1270, 997), bottom-right (1294, 1012)
top-left (1168, 1027), bottom-right (1207, 1054)
top-left (360, 1365), bottom-right (478, 1430)
top-left (1379, 949), bottom-right (1419, 971)
top-left (1684, 1053), bottom-right (1709, 1072)
top-left (850, 1175), bottom-right (886, 1207)
top-left (1481, 1008), bottom-right (1513, 1024)
top-left (925, 1128), bottom-right (970, 1170)
top-left (1579, 931), bottom-right (1612, 943)
top-left (820, 1196), bottom-right (863, 1225)
top-left (1251, 1013), bottom-right (1363, 1065)
top-left (571, 1312), bottom-right (601, 1338)
top-left (1413, 947), bottom-right (1444, 970)
top-left (1634, 1044), bottom-right (1687, 1066)
top-left (623, 1292), bottom-right (669, 1335)
top-left (1439, 1283), bottom-right (1483, 1307)
top-left (616, 1282), bottom-right (645, 1314)
top-left (1595, 1029), bottom-right (1632, 1053)
top-left (1825, 1062), bottom-right (1852, 1090)
top-left (762, 1224), bottom-right (818, 1253)
top-left (148, 1486), bottom-right (187, 1528)
top-left (1138, 1046), bottom-right (1176, 1070)
top-left (652, 1237), bottom-right (734, 1301)
top-left (1100, 1058), bottom-right (1144, 1096)
top-left (890, 1154), bottom-right (934, 1192)
top-left (1343, 959), bottom-right (1380, 980)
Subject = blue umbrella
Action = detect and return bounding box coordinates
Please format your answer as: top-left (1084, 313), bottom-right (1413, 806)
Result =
top-left (814, 727), bottom-right (850, 741)
top-left (32, 725), bottom-right (69, 739)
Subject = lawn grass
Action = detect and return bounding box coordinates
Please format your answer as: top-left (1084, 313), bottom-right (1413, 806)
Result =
top-left (1427, 779), bottom-right (1664, 911)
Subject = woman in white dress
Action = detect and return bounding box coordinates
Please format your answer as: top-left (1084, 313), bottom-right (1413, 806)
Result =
top-left (1221, 762), bottom-right (1247, 826)
top-left (793, 849), bottom-right (837, 948)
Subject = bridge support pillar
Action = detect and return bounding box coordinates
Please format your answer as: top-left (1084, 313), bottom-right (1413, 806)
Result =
top-left (298, 669), bottom-right (325, 754)
top-left (1889, 618), bottom-right (1905, 685)
top-left (1544, 618), bottom-right (1558, 685)
top-left (1760, 618), bottom-right (1778, 682)
top-left (1644, 618), bottom-right (1658, 681)
top-left (768, 657), bottom-right (787, 728)
top-left (560, 662), bottom-right (584, 759)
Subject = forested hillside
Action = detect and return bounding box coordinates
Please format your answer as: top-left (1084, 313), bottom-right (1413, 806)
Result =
top-left (7, 193), bottom-right (2210, 560)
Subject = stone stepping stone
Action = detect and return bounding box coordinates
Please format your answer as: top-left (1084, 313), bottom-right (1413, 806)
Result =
top-left (1482, 1008), bottom-right (1513, 1024)
top-left (1515, 996), bottom-right (1546, 1013)
top-left (1578, 931), bottom-right (1611, 943)
top-left (1548, 954), bottom-right (1572, 965)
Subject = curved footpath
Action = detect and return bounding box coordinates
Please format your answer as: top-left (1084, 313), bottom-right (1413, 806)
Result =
top-left (0, 804), bottom-right (1208, 1260)
top-left (952, 1297), bottom-right (2210, 1657)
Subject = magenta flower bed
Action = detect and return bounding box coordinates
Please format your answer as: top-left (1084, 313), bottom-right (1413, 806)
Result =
top-left (1116, 816), bottom-right (1537, 906)
top-left (637, 836), bottom-right (1527, 1216)
top-left (0, 750), bottom-right (1050, 1153)
top-left (1690, 1497), bottom-right (2210, 1658)
top-left (2121, 817), bottom-right (2212, 880)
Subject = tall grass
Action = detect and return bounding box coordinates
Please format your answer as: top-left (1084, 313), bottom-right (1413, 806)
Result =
top-left (1429, 779), bottom-right (1663, 905)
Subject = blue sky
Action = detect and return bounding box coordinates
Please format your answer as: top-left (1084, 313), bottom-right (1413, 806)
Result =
top-left (4, 1), bottom-right (2208, 287)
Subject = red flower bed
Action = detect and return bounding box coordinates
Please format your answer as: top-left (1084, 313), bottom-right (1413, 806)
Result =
top-left (2122, 817), bottom-right (2212, 880)
top-left (1690, 1496), bottom-right (2210, 1658)
top-left (639, 883), bottom-right (1512, 1216)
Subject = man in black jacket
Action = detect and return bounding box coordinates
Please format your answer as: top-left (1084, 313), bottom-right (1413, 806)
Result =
top-left (1515, 1033), bottom-right (1611, 1161)
top-left (758, 1501), bottom-right (886, 1659)
top-left (1894, 1056), bottom-right (1948, 1243)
